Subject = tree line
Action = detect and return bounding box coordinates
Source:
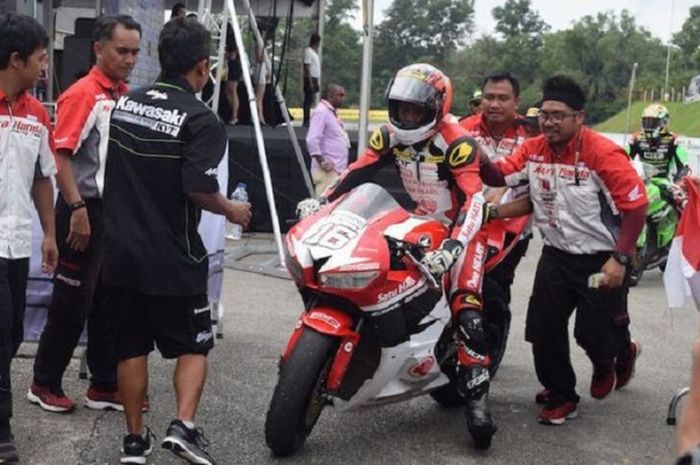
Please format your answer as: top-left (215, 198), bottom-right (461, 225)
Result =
top-left (276, 0), bottom-right (700, 124)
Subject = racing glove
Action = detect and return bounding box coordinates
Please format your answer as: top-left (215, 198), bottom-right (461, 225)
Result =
top-left (420, 239), bottom-right (464, 278)
top-left (483, 202), bottom-right (497, 223)
top-left (670, 183), bottom-right (688, 210)
top-left (296, 197), bottom-right (327, 219)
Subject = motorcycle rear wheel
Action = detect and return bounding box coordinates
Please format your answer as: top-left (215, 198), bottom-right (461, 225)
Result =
top-left (265, 328), bottom-right (338, 457)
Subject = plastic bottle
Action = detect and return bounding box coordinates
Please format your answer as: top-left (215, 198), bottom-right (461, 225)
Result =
top-left (228, 182), bottom-right (248, 240)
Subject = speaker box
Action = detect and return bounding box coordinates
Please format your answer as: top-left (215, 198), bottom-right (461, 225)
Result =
top-left (225, 127), bottom-right (411, 233)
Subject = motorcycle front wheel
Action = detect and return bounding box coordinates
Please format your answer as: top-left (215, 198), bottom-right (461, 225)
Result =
top-left (265, 328), bottom-right (338, 457)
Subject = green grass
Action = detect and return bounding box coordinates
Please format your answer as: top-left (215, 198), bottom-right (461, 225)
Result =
top-left (595, 101), bottom-right (700, 137)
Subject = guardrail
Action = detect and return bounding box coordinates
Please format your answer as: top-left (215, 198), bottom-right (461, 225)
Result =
top-left (288, 107), bottom-right (388, 122)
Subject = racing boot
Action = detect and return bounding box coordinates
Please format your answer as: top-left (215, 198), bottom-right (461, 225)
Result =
top-left (459, 364), bottom-right (497, 450)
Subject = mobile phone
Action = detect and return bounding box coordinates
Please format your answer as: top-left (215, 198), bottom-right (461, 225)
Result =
top-left (588, 272), bottom-right (607, 289)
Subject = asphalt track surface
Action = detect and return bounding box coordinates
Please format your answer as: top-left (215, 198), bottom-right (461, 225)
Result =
top-left (10, 234), bottom-right (699, 465)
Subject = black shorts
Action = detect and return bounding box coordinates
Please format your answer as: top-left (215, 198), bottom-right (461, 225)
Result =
top-left (107, 287), bottom-right (214, 360)
top-left (227, 58), bottom-right (243, 81)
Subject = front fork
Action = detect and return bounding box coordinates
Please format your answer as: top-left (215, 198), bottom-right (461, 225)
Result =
top-left (280, 307), bottom-right (361, 391)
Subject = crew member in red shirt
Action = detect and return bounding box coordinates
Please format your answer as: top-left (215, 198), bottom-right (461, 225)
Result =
top-left (480, 75), bottom-right (647, 426)
top-left (460, 71), bottom-right (530, 305)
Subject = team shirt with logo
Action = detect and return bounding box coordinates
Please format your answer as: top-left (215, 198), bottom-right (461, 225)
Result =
top-left (102, 77), bottom-right (228, 296)
top-left (53, 66), bottom-right (127, 199)
top-left (497, 127), bottom-right (647, 255)
top-left (460, 113), bottom-right (529, 201)
top-left (0, 90), bottom-right (57, 259)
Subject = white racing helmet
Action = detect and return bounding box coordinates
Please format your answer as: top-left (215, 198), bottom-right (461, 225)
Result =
top-left (386, 63), bottom-right (453, 146)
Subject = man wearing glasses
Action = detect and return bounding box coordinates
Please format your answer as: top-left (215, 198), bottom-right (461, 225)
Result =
top-left (479, 75), bottom-right (647, 426)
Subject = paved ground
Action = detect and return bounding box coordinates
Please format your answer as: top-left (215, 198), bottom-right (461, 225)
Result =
top-left (9, 234), bottom-right (700, 465)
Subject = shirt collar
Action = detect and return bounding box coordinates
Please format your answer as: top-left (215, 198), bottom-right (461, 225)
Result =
top-left (0, 88), bottom-right (29, 108)
top-left (320, 99), bottom-right (337, 114)
top-left (154, 76), bottom-right (196, 94)
top-left (546, 126), bottom-right (586, 157)
top-left (478, 113), bottom-right (523, 139)
top-left (89, 66), bottom-right (128, 96)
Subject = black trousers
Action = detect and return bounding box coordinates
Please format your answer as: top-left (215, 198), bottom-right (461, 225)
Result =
top-left (33, 197), bottom-right (116, 392)
top-left (525, 246), bottom-right (631, 402)
top-left (302, 77), bottom-right (319, 127)
top-left (485, 235), bottom-right (531, 304)
top-left (0, 257), bottom-right (29, 426)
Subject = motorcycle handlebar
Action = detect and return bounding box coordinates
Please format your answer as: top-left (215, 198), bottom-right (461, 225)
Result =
top-left (387, 237), bottom-right (441, 290)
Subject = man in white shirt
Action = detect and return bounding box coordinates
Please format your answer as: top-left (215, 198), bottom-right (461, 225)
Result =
top-left (302, 33), bottom-right (320, 127)
top-left (0, 13), bottom-right (58, 463)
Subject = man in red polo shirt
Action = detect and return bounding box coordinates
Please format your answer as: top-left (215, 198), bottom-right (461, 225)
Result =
top-left (28, 15), bottom-right (141, 413)
top-left (480, 75), bottom-right (647, 425)
top-left (0, 13), bottom-right (58, 463)
top-left (460, 71), bottom-right (530, 304)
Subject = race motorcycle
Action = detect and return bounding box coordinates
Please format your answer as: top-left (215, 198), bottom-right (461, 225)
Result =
top-left (264, 183), bottom-right (526, 456)
top-left (629, 161), bottom-right (685, 286)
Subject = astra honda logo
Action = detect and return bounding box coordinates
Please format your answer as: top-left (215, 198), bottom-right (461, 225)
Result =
top-left (377, 275), bottom-right (418, 303)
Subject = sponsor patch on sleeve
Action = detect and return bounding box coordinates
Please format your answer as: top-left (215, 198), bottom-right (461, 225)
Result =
top-left (369, 126), bottom-right (389, 152)
top-left (448, 140), bottom-right (476, 167)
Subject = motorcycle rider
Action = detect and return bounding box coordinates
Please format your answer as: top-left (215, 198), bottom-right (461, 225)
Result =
top-left (628, 104), bottom-right (691, 198)
top-left (297, 63), bottom-right (497, 449)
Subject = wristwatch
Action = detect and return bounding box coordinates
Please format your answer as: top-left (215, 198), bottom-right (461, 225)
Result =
top-left (612, 251), bottom-right (631, 266)
top-left (69, 200), bottom-right (86, 212)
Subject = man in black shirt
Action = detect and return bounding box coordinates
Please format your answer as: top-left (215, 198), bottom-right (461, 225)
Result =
top-left (102, 17), bottom-right (251, 465)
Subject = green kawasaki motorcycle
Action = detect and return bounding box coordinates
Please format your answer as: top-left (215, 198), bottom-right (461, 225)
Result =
top-left (629, 161), bottom-right (685, 286)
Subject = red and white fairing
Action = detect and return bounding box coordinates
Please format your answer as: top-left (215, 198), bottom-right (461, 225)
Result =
top-left (283, 184), bottom-right (456, 408)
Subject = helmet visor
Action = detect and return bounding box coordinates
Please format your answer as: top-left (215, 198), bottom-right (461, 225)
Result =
top-left (388, 75), bottom-right (440, 107)
top-left (642, 116), bottom-right (661, 132)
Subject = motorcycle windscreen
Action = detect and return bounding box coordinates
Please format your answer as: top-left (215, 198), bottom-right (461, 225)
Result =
top-left (333, 183), bottom-right (402, 222)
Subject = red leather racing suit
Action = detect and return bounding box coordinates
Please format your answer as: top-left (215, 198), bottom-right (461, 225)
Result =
top-left (323, 116), bottom-right (488, 321)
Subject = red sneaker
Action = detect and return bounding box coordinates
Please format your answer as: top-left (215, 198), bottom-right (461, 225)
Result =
top-left (538, 399), bottom-right (578, 425)
top-left (85, 387), bottom-right (123, 411)
top-left (590, 363), bottom-right (615, 399)
top-left (615, 340), bottom-right (641, 390)
top-left (85, 388), bottom-right (150, 412)
top-left (27, 384), bottom-right (76, 413)
top-left (535, 388), bottom-right (551, 404)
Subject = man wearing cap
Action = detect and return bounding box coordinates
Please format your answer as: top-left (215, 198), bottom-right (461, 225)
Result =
top-left (480, 75), bottom-right (647, 426)
top-left (517, 106), bottom-right (541, 138)
top-left (468, 89), bottom-right (483, 116)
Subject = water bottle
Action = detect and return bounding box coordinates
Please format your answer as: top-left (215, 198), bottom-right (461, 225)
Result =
top-left (228, 182), bottom-right (248, 240)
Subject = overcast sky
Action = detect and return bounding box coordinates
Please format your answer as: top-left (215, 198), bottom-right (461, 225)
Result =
top-left (363, 0), bottom-right (696, 44)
